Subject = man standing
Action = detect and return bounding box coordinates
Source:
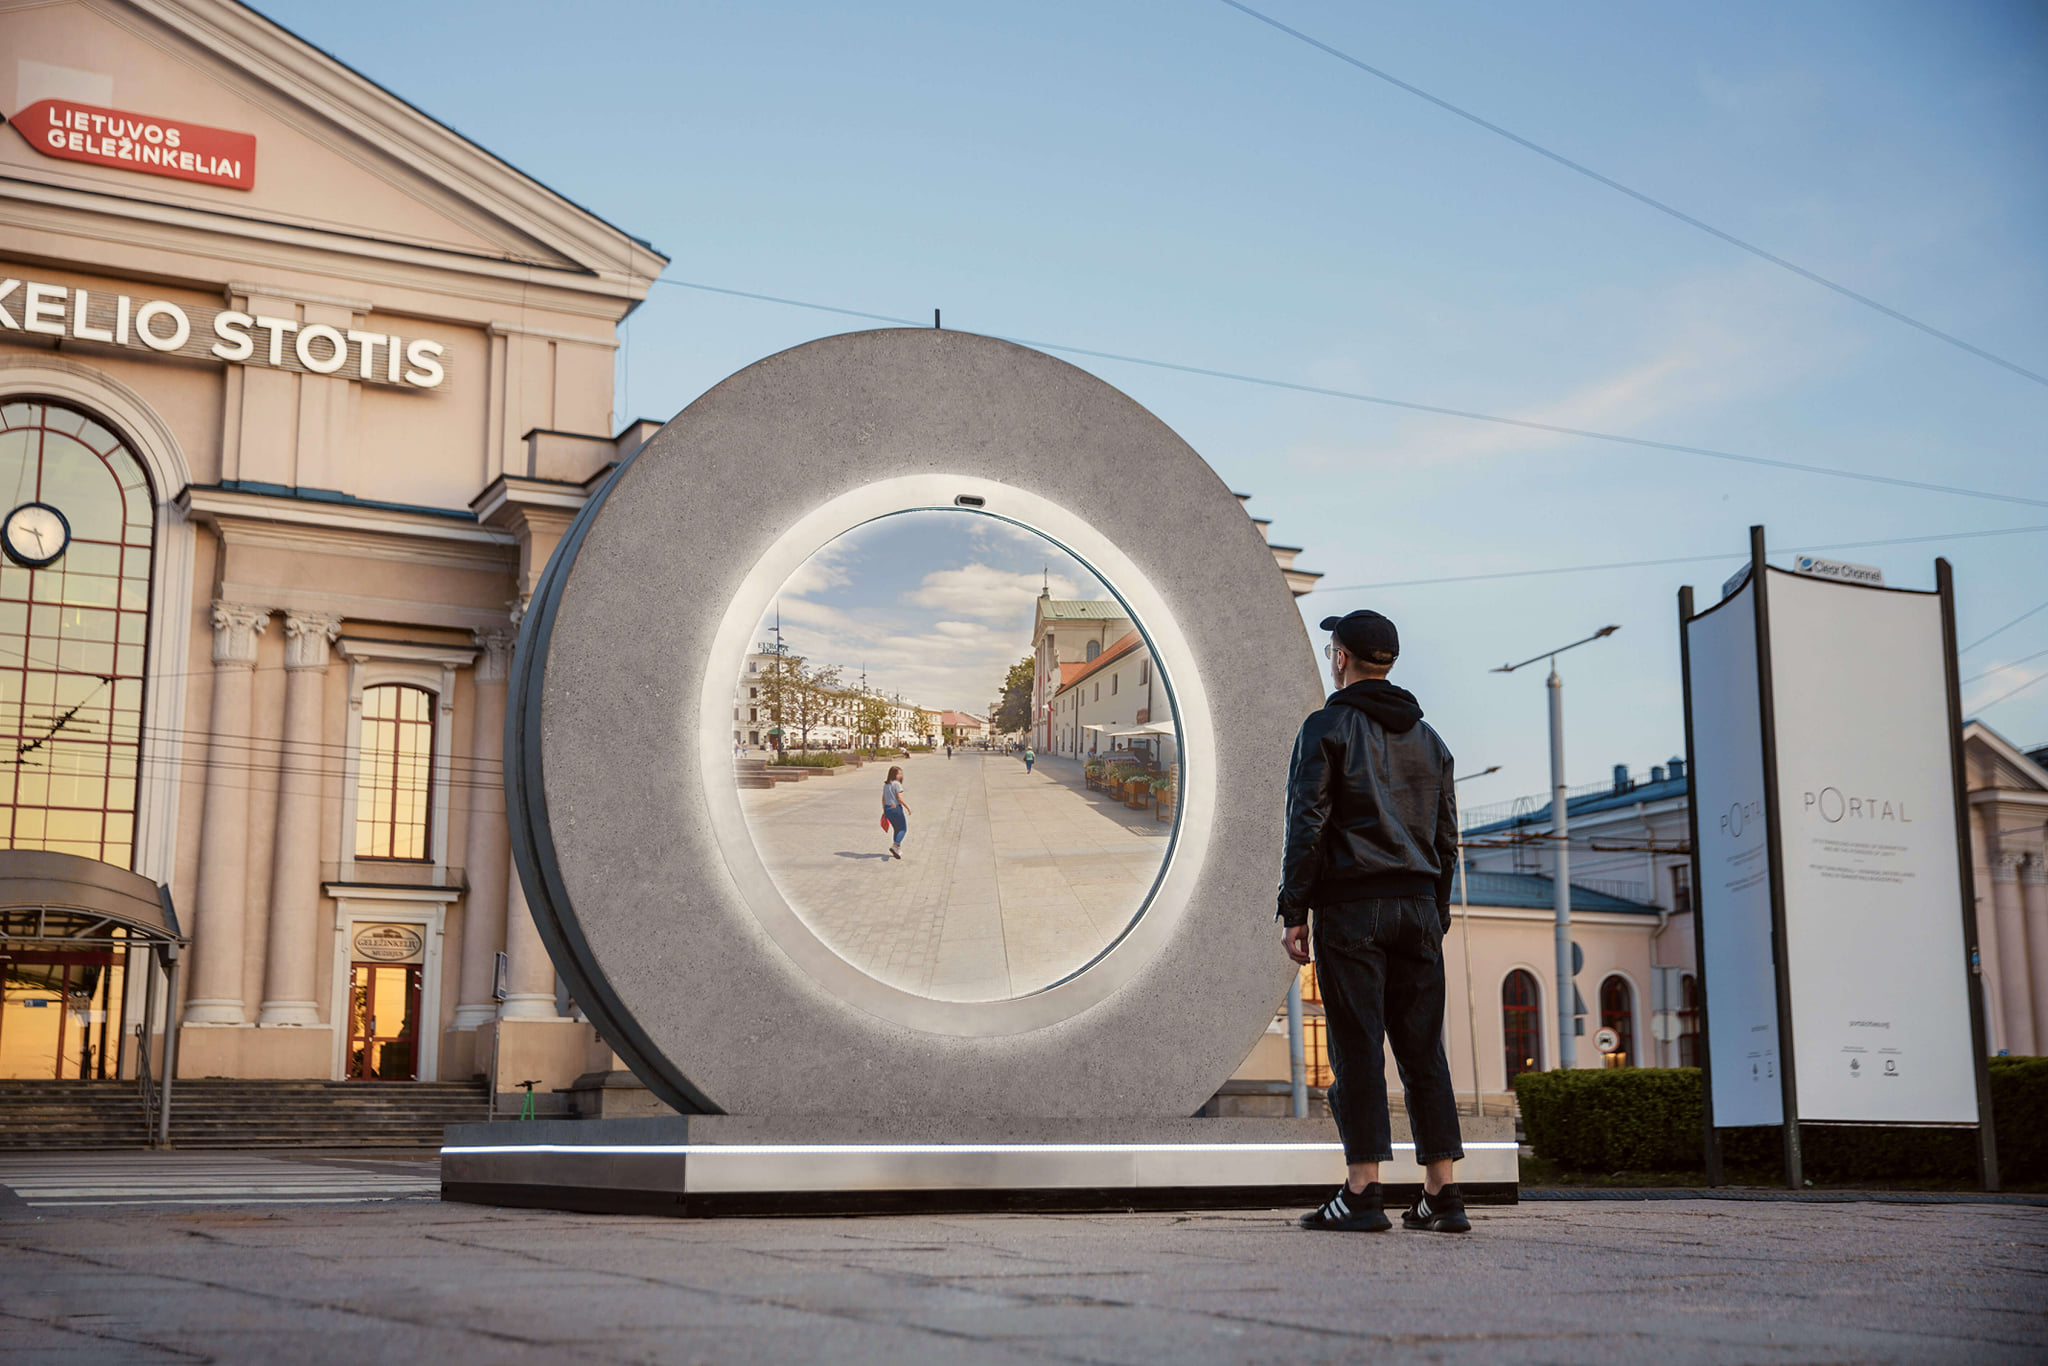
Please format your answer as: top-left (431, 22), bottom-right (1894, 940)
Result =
top-left (1280, 610), bottom-right (1468, 1234)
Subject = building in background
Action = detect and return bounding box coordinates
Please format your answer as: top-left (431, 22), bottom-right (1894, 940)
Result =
top-left (1459, 758), bottom-right (1700, 1075)
top-left (1429, 716), bottom-right (2048, 1091)
top-left (937, 711), bottom-right (987, 745)
top-left (0, 0), bottom-right (662, 1109)
top-left (1048, 630), bottom-right (1176, 771)
top-left (1030, 495), bottom-right (1319, 754)
top-left (1968, 722), bottom-right (2048, 1057)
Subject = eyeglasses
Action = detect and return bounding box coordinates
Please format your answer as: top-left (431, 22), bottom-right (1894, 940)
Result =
top-left (1323, 641), bottom-right (1343, 661)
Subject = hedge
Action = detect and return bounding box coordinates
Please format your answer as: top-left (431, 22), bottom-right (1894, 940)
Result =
top-left (771, 753), bottom-right (845, 768)
top-left (1514, 1056), bottom-right (2048, 1183)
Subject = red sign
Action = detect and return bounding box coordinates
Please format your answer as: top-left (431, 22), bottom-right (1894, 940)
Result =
top-left (6, 98), bottom-right (254, 191)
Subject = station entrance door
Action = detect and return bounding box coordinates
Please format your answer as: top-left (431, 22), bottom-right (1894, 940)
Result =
top-left (346, 961), bottom-right (421, 1081)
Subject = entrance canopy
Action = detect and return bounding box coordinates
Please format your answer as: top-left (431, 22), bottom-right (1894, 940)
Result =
top-left (1087, 722), bottom-right (1176, 740)
top-left (0, 850), bottom-right (182, 949)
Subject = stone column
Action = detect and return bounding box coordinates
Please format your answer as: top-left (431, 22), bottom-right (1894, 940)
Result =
top-left (2025, 852), bottom-right (2048, 1055)
top-left (499, 849), bottom-right (560, 1020)
top-left (452, 629), bottom-right (514, 1030)
top-left (1991, 853), bottom-right (2036, 1056)
top-left (184, 603), bottom-right (270, 1025)
top-left (257, 611), bottom-right (341, 1026)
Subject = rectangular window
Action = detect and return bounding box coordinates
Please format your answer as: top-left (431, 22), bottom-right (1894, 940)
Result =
top-left (1670, 864), bottom-right (1692, 914)
top-left (1111, 674), bottom-right (1118, 695)
top-left (1139, 660), bottom-right (1150, 685)
top-left (355, 684), bottom-right (434, 861)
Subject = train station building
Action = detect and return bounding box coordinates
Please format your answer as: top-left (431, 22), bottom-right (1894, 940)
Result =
top-left (0, 0), bottom-right (662, 1105)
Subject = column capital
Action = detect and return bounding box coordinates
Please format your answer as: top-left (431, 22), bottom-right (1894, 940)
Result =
top-left (210, 602), bottom-right (270, 667)
top-left (508, 593), bottom-right (532, 628)
top-left (282, 610), bottom-right (344, 671)
top-left (473, 627), bottom-right (516, 685)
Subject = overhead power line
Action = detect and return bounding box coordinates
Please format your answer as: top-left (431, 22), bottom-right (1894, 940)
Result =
top-left (1963, 647), bottom-right (2048, 687)
top-left (1963, 597), bottom-right (2048, 654)
top-left (1307, 522), bottom-right (2048, 594)
top-left (1216, 0), bottom-right (2048, 390)
top-left (653, 277), bottom-right (2048, 512)
top-left (1973, 667), bottom-right (2048, 713)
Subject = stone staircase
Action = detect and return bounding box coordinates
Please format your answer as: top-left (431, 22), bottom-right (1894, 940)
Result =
top-left (0, 1078), bottom-right (490, 1151)
top-left (0, 1080), bottom-right (149, 1150)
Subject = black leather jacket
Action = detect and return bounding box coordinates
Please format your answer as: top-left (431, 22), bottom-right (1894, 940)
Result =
top-left (1277, 680), bottom-right (1458, 928)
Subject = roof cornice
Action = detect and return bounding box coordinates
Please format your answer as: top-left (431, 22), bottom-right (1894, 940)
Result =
top-left (0, 179), bottom-right (648, 314)
top-left (1965, 720), bottom-right (2048, 791)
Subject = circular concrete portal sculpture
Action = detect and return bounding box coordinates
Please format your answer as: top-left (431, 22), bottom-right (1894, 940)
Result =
top-left (507, 329), bottom-right (1321, 1117)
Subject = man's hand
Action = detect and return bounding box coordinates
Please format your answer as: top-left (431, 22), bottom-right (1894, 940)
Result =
top-left (1280, 922), bottom-right (1312, 966)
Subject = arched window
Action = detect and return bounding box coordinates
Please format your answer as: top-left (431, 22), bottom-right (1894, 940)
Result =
top-left (1678, 972), bottom-right (1701, 1068)
top-left (1599, 975), bottom-right (1634, 1067)
top-left (1085, 639), bottom-right (1100, 661)
top-left (1502, 969), bottom-right (1541, 1082)
top-left (354, 684), bottom-right (434, 861)
top-left (0, 400), bottom-right (155, 868)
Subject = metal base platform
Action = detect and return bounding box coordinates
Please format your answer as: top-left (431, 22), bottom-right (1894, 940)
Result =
top-left (440, 1115), bottom-right (1520, 1218)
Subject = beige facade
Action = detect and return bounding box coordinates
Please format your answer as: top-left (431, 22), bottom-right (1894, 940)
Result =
top-left (0, 0), bottom-right (660, 1100)
top-left (1232, 877), bottom-right (1674, 1110)
top-left (1966, 722), bottom-right (2048, 1057)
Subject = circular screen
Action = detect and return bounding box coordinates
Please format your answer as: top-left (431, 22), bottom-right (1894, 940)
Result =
top-left (735, 508), bottom-right (1180, 1001)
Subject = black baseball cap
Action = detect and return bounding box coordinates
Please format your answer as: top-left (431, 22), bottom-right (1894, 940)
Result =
top-left (1319, 610), bottom-right (1399, 663)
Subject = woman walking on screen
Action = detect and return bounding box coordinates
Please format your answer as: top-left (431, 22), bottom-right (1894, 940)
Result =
top-left (882, 765), bottom-right (910, 859)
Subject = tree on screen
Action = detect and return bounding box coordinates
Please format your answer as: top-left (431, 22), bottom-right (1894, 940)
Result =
top-left (992, 656), bottom-right (1033, 736)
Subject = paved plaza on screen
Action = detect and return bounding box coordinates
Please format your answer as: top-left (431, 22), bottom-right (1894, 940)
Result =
top-left (2, 1154), bottom-right (2043, 1365)
top-left (742, 754), bottom-right (1165, 999)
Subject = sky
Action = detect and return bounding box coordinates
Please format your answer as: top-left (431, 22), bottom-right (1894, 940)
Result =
top-left (756, 510), bottom-right (1113, 717)
top-left (256, 0), bottom-right (2048, 807)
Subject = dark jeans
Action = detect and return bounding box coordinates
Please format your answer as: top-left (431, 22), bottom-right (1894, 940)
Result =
top-left (1312, 896), bottom-right (1465, 1166)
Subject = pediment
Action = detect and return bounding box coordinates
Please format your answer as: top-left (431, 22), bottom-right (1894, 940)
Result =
top-left (1965, 721), bottom-right (2048, 794)
top-left (0, 0), bottom-right (664, 290)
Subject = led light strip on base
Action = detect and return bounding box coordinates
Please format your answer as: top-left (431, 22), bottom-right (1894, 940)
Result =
top-left (441, 1141), bottom-right (1520, 1157)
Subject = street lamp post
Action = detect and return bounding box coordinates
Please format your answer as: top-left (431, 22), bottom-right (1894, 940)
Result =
top-left (1493, 625), bottom-right (1619, 1071)
top-left (1454, 764), bottom-right (1500, 1115)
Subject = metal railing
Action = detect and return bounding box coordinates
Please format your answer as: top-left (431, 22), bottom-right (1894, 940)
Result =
top-left (134, 1022), bottom-right (158, 1141)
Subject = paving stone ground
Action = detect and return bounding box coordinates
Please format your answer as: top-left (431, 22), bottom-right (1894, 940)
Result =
top-left (2, 1156), bottom-right (2044, 1365)
top-left (741, 753), bottom-right (1168, 999)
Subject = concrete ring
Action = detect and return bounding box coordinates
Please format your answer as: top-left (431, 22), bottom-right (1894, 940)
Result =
top-left (508, 329), bottom-right (1320, 1117)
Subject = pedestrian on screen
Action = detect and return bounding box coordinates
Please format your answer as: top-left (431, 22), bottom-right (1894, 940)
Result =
top-left (882, 765), bottom-right (910, 860)
top-left (1281, 610), bottom-right (1468, 1235)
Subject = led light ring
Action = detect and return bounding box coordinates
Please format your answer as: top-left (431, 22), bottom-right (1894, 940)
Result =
top-left (509, 329), bottom-right (1322, 1119)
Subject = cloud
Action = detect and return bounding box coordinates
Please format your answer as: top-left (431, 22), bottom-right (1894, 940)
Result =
top-left (908, 563), bottom-right (1080, 619)
top-left (779, 542), bottom-right (854, 599)
top-left (1284, 260), bottom-right (1847, 479)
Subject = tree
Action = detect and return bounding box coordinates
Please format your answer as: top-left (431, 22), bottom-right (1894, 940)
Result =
top-left (759, 650), bottom-right (801, 750)
top-left (856, 691), bottom-right (891, 751)
top-left (992, 655), bottom-right (1034, 736)
top-left (785, 661), bottom-right (841, 750)
top-left (914, 708), bottom-right (936, 746)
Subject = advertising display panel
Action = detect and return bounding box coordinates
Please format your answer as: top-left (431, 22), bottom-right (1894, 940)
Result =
top-left (1765, 571), bottom-right (1979, 1124)
top-left (1681, 581), bottom-right (1783, 1128)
